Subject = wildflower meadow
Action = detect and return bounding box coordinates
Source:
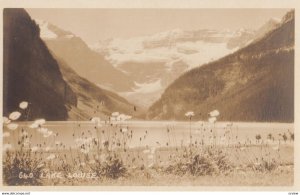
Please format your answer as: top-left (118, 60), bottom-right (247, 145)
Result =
top-left (2, 102), bottom-right (294, 186)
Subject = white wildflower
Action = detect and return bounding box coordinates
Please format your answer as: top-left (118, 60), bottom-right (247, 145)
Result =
top-left (125, 115), bottom-right (132, 120)
top-left (23, 138), bottom-right (31, 147)
top-left (45, 147), bottom-right (51, 152)
top-left (80, 148), bottom-right (89, 154)
top-left (196, 121), bottom-right (204, 126)
top-left (117, 114), bottom-right (126, 121)
top-left (143, 149), bottom-right (150, 154)
top-left (19, 101), bottom-right (29, 109)
top-left (75, 138), bottom-right (83, 144)
top-left (185, 111), bottom-right (194, 117)
top-left (3, 144), bottom-right (12, 151)
top-left (29, 122), bottom-right (39, 129)
top-left (7, 123), bottom-right (18, 130)
top-left (3, 117), bottom-right (11, 124)
top-left (29, 119), bottom-right (46, 129)
top-left (227, 122), bottom-right (233, 127)
top-left (148, 163), bottom-right (154, 168)
top-left (46, 154), bottom-right (55, 160)
top-left (111, 112), bottom-right (119, 117)
top-left (209, 110), bottom-right (220, 117)
top-left (43, 130), bottom-right (53, 138)
top-left (254, 162), bottom-right (261, 166)
top-left (91, 117), bottom-right (101, 124)
top-left (75, 137), bottom-right (92, 146)
top-left (121, 128), bottom-right (128, 133)
top-left (9, 111), bottom-right (21, 121)
top-left (80, 162), bottom-right (86, 166)
top-left (266, 139), bottom-right (272, 145)
top-left (31, 146), bottom-right (39, 152)
top-left (208, 117), bottom-right (217, 124)
top-left (38, 127), bottom-right (48, 134)
top-left (35, 119), bottom-right (46, 125)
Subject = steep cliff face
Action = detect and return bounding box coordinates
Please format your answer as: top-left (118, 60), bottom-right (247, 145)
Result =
top-left (56, 57), bottom-right (143, 120)
top-left (35, 21), bottom-right (134, 93)
top-left (147, 10), bottom-right (294, 122)
top-left (3, 8), bottom-right (77, 120)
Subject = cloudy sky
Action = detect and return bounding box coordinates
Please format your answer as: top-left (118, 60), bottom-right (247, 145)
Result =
top-left (26, 8), bottom-right (289, 45)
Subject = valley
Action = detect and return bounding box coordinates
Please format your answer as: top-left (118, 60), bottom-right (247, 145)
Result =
top-left (2, 8), bottom-right (295, 187)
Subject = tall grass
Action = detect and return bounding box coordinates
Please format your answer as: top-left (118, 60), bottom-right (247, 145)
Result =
top-left (2, 104), bottom-right (294, 185)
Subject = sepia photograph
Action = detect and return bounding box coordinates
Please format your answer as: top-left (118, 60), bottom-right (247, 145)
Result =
top-left (1, 1), bottom-right (298, 191)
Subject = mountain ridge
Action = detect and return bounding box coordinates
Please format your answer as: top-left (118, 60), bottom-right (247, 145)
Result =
top-left (35, 20), bottom-right (135, 93)
top-left (54, 56), bottom-right (142, 120)
top-left (32, 14), bottom-right (283, 111)
top-left (3, 8), bottom-right (77, 120)
top-left (89, 20), bottom-right (279, 108)
top-left (147, 10), bottom-right (294, 122)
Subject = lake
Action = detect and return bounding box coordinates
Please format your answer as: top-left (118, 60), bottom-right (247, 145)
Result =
top-left (3, 121), bottom-right (294, 148)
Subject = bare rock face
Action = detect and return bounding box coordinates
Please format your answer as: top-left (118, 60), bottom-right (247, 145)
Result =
top-left (147, 10), bottom-right (294, 122)
top-left (36, 21), bottom-right (134, 93)
top-left (3, 8), bottom-right (77, 120)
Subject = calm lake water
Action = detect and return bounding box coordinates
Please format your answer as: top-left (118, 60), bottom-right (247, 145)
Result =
top-left (3, 121), bottom-right (294, 148)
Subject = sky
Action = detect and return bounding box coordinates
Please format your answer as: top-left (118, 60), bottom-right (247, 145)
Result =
top-left (26, 8), bottom-right (290, 45)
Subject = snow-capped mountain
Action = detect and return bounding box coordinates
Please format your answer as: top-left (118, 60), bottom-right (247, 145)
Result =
top-left (91, 18), bottom-right (280, 71)
top-left (35, 20), bottom-right (135, 93)
top-left (33, 20), bottom-right (141, 118)
top-left (147, 11), bottom-right (294, 121)
top-left (89, 21), bottom-right (278, 108)
top-left (36, 19), bottom-right (76, 39)
top-left (34, 18), bottom-right (279, 109)
top-left (90, 28), bottom-right (254, 70)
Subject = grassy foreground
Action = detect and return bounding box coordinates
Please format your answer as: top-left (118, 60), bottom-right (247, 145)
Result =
top-left (3, 106), bottom-right (294, 186)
